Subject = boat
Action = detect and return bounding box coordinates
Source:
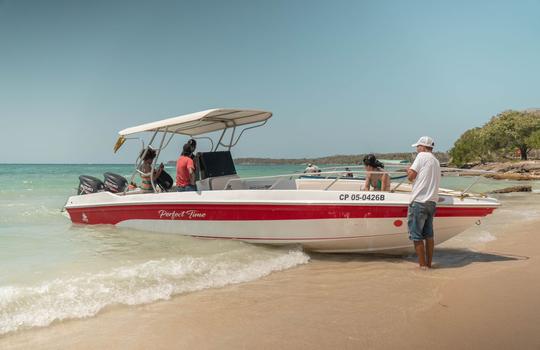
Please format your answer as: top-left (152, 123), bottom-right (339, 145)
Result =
top-left (64, 108), bottom-right (500, 253)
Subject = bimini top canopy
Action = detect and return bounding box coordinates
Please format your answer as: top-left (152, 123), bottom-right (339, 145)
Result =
top-left (118, 109), bottom-right (272, 137)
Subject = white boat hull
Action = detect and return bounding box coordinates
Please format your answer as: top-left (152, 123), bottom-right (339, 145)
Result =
top-left (65, 190), bottom-right (499, 253)
top-left (115, 217), bottom-right (481, 253)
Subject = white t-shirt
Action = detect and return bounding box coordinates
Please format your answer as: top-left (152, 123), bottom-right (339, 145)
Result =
top-left (410, 152), bottom-right (441, 203)
top-left (304, 165), bottom-right (319, 173)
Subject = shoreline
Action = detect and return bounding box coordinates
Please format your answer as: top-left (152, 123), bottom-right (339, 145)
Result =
top-left (234, 152), bottom-right (448, 165)
top-left (2, 193), bottom-right (540, 349)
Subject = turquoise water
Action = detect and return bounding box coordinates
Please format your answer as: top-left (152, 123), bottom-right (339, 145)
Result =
top-left (0, 164), bottom-right (310, 335)
top-left (0, 163), bottom-right (539, 335)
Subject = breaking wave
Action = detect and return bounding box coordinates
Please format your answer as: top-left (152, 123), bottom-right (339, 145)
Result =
top-left (0, 249), bottom-right (309, 335)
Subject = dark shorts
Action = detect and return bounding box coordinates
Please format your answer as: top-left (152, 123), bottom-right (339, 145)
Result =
top-left (408, 201), bottom-right (436, 241)
top-left (177, 185), bottom-right (197, 192)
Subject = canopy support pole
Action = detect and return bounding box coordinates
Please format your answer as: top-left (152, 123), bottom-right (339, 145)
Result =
top-left (150, 127), bottom-right (169, 192)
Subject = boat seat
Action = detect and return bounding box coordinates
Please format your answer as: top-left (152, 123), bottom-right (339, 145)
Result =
top-left (295, 178), bottom-right (363, 191)
top-left (197, 174), bottom-right (243, 191)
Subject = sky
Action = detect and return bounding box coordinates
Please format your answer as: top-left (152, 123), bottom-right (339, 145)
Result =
top-left (1, 0), bottom-right (539, 163)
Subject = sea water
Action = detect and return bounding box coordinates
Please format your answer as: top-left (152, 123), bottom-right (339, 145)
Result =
top-left (0, 163), bottom-right (538, 335)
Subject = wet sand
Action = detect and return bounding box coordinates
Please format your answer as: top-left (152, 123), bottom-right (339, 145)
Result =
top-left (2, 194), bottom-right (540, 349)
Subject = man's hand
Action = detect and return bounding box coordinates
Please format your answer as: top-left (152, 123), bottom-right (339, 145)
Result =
top-left (407, 168), bottom-right (417, 182)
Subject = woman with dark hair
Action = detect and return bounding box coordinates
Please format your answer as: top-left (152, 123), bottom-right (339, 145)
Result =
top-left (187, 138), bottom-right (197, 156)
top-left (176, 142), bottom-right (197, 191)
top-left (362, 154), bottom-right (390, 191)
top-left (138, 148), bottom-right (164, 192)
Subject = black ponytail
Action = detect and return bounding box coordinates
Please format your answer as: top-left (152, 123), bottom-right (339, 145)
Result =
top-left (362, 154), bottom-right (384, 168)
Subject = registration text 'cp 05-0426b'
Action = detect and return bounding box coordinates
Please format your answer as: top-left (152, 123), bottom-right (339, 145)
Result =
top-left (338, 193), bottom-right (386, 201)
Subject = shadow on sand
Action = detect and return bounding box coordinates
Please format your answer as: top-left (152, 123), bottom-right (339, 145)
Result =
top-left (308, 247), bottom-right (524, 269)
top-left (424, 248), bottom-right (525, 269)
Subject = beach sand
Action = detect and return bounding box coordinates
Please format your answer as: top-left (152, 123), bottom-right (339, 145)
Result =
top-left (2, 194), bottom-right (540, 350)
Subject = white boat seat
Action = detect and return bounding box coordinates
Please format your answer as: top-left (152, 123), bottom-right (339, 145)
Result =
top-left (295, 178), bottom-right (363, 191)
top-left (197, 174), bottom-right (242, 191)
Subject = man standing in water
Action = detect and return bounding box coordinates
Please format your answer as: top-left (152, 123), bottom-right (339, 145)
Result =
top-left (407, 136), bottom-right (441, 269)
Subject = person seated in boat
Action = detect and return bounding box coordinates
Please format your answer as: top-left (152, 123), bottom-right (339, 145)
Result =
top-left (139, 148), bottom-right (164, 193)
top-left (344, 167), bottom-right (354, 177)
top-left (362, 154), bottom-right (390, 191)
top-left (187, 138), bottom-right (197, 159)
top-left (176, 143), bottom-right (197, 192)
top-left (304, 163), bottom-right (320, 174)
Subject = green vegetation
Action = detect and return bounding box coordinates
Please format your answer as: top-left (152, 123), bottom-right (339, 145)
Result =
top-left (450, 109), bottom-right (540, 166)
top-left (527, 129), bottom-right (540, 150)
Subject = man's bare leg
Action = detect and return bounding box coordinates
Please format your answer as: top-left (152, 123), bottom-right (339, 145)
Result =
top-left (426, 238), bottom-right (434, 268)
top-left (414, 241), bottom-right (427, 268)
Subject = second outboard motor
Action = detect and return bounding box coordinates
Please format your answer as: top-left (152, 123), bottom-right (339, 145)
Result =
top-left (103, 172), bottom-right (128, 193)
top-left (78, 175), bottom-right (104, 195)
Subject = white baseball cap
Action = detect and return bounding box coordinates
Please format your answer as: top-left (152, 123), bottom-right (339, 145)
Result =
top-left (412, 136), bottom-right (435, 148)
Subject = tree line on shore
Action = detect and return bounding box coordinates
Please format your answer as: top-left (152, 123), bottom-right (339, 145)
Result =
top-left (232, 109), bottom-right (540, 167)
top-left (235, 152), bottom-right (450, 165)
top-left (449, 109), bottom-right (540, 167)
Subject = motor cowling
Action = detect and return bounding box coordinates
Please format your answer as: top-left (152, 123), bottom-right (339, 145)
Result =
top-left (78, 175), bottom-right (104, 195)
top-left (103, 172), bottom-right (128, 193)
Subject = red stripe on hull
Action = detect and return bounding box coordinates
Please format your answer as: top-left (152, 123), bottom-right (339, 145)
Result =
top-left (66, 203), bottom-right (496, 225)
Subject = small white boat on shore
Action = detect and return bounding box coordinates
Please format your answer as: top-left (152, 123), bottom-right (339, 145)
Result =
top-left (64, 109), bottom-right (500, 253)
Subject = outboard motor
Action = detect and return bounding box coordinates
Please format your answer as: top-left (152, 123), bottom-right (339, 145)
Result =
top-left (103, 172), bottom-right (128, 193)
top-left (78, 175), bottom-right (104, 195)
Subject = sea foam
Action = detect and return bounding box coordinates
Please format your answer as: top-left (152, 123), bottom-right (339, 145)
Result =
top-left (0, 249), bottom-right (309, 335)
top-left (474, 230), bottom-right (497, 243)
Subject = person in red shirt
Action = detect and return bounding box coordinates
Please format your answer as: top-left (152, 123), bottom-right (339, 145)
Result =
top-left (176, 143), bottom-right (197, 191)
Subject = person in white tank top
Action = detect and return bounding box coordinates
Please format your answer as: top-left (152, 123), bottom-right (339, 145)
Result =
top-left (406, 136), bottom-right (441, 269)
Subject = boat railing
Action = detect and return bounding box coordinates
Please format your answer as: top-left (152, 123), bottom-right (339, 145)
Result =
top-left (317, 164), bottom-right (409, 172)
top-left (311, 165), bottom-right (496, 179)
top-left (220, 167), bottom-right (496, 197)
top-left (221, 169), bottom-right (408, 192)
